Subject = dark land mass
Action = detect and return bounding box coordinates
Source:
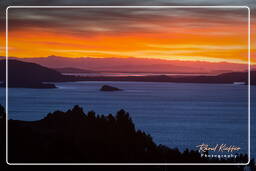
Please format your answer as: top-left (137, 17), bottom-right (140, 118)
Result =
top-left (0, 104), bottom-right (253, 170)
top-left (5, 82), bottom-right (57, 89)
top-left (53, 67), bottom-right (97, 73)
top-left (71, 71), bottom-right (256, 86)
top-left (0, 60), bottom-right (79, 88)
top-left (100, 85), bottom-right (122, 91)
top-left (74, 72), bottom-right (254, 84)
top-left (0, 59), bottom-right (255, 88)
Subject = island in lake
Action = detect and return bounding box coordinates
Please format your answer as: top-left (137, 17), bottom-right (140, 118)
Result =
top-left (100, 85), bottom-right (122, 91)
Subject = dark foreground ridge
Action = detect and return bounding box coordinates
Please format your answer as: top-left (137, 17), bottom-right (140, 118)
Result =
top-left (0, 104), bottom-right (253, 169)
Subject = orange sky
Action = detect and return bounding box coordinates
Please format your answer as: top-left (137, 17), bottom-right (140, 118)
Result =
top-left (1, 8), bottom-right (252, 64)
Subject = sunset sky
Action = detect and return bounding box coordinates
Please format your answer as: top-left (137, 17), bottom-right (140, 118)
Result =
top-left (2, 7), bottom-right (251, 63)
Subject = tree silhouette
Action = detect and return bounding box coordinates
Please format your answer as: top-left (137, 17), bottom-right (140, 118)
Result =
top-left (0, 104), bottom-right (6, 164)
top-left (0, 104), bottom-right (253, 170)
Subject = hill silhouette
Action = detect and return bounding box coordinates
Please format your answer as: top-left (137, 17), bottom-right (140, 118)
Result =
top-left (0, 60), bottom-right (78, 88)
top-left (0, 104), bottom-right (249, 165)
top-left (0, 60), bottom-right (63, 82)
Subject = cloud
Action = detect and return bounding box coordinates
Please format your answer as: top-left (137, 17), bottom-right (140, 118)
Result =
top-left (0, 0), bottom-right (254, 33)
top-left (5, 7), bottom-right (248, 36)
top-left (0, 0), bottom-right (252, 63)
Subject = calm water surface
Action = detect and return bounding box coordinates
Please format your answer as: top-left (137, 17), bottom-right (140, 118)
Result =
top-left (0, 81), bottom-right (254, 158)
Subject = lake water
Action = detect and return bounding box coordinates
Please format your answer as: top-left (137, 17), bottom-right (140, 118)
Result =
top-left (0, 81), bottom-right (255, 159)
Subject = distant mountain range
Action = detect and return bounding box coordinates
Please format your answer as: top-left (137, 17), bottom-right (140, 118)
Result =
top-left (0, 59), bottom-right (255, 88)
top-left (0, 56), bottom-right (250, 74)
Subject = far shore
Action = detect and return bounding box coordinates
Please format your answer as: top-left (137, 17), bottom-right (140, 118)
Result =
top-left (53, 72), bottom-right (255, 85)
top-left (0, 73), bottom-right (255, 89)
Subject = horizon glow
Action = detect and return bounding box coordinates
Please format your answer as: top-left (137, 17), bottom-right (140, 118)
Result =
top-left (2, 7), bottom-right (252, 64)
